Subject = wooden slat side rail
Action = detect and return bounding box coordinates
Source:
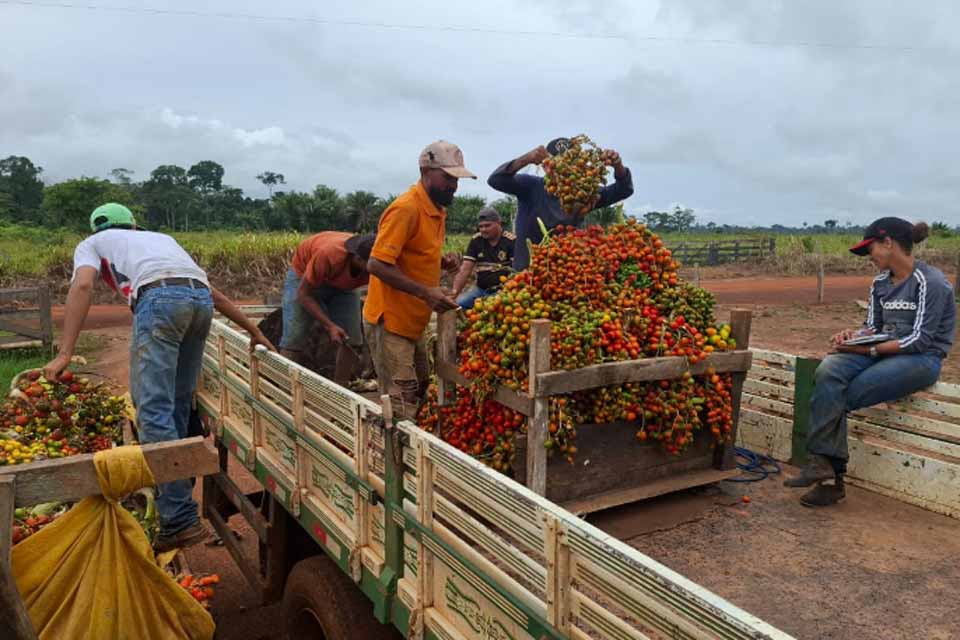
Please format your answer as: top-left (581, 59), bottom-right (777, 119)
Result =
top-left (535, 350), bottom-right (753, 397)
top-left (0, 438), bottom-right (218, 507)
top-left (435, 360), bottom-right (534, 415)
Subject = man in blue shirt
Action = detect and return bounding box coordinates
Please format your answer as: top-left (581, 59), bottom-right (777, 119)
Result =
top-left (488, 138), bottom-right (634, 270)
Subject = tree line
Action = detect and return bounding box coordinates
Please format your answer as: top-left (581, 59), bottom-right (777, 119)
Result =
top-left (0, 155), bottom-right (522, 235)
top-left (3, 155), bottom-right (956, 237)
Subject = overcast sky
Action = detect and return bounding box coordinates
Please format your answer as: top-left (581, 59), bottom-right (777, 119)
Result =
top-left (3, 0), bottom-right (960, 226)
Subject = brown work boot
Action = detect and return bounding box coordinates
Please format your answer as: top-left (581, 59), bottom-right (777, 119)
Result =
top-left (801, 476), bottom-right (846, 507)
top-left (783, 454), bottom-right (836, 488)
top-left (153, 521), bottom-right (211, 553)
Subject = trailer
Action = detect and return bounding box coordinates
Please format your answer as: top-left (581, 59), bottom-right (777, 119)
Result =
top-left (195, 314), bottom-right (794, 640)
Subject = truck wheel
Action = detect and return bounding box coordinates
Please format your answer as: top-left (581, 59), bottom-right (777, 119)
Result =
top-left (281, 554), bottom-right (402, 640)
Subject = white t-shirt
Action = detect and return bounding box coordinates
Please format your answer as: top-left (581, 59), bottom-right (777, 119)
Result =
top-left (72, 229), bottom-right (209, 303)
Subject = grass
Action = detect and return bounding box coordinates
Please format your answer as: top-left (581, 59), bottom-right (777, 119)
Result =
top-left (1, 223), bottom-right (957, 287)
top-left (0, 348), bottom-right (47, 392)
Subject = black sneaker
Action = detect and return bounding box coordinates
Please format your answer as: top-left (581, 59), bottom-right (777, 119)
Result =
top-left (154, 521), bottom-right (211, 553)
top-left (783, 454), bottom-right (836, 488)
top-left (800, 478), bottom-right (846, 507)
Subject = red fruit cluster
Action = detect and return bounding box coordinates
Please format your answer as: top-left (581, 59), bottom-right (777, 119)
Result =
top-left (542, 135), bottom-right (609, 216)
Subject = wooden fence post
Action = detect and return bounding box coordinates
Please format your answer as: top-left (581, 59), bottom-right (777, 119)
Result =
top-left (37, 287), bottom-right (52, 353)
top-left (817, 253), bottom-right (825, 303)
top-left (693, 263), bottom-right (701, 288)
top-left (526, 320), bottom-right (552, 496)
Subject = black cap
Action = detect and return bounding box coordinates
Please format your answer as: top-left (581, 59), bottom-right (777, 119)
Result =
top-left (345, 233), bottom-right (376, 261)
top-left (546, 137), bottom-right (571, 156)
top-left (849, 217), bottom-right (913, 256)
top-left (477, 207), bottom-right (501, 223)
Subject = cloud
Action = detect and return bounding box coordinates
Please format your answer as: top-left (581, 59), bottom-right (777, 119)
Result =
top-left (2, 0), bottom-right (960, 225)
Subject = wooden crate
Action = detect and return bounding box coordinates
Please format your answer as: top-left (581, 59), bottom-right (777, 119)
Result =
top-left (436, 309), bottom-right (754, 514)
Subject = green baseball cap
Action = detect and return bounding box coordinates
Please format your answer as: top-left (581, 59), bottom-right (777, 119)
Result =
top-left (89, 203), bottom-right (136, 232)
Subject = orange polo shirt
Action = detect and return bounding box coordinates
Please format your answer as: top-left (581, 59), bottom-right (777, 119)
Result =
top-left (363, 182), bottom-right (445, 339)
top-left (291, 231), bottom-right (369, 290)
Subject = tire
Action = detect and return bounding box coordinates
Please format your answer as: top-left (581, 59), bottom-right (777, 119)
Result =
top-left (281, 554), bottom-right (402, 640)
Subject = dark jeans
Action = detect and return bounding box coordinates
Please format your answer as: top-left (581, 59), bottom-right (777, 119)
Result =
top-left (807, 352), bottom-right (942, 474)
top-left (130, 285), bottom-right (213, 536)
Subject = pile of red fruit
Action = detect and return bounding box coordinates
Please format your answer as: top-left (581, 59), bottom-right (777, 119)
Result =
top-left (0, 369), bottom-right (126, 466)
top-left (418, 220), bottom-right (737, 473)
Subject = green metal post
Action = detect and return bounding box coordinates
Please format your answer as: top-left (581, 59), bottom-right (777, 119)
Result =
top-left (791, 357), bottom-right (820, 466)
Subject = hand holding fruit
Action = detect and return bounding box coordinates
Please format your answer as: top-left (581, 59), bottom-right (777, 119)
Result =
top-left (42, 354), bottom-right (72, 382)
top-left (423, 287), bottom-right (459, 312)
top-left (602, 149), bottom-right (624, 173)
top-left (525, 145), bottom-right (549, 166)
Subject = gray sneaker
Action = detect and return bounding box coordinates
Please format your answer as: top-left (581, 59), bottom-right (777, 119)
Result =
top-left (154, 521), bottom-right (211, 553)
top-left (801, 477), bottom-right (846, 507)
top-left (783, 454), bottom-right (836, 488)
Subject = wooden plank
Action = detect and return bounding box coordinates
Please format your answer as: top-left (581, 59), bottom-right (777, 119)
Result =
top-left (539, 423), bottom-right (716, 505)
top-left (886, 394), bottom-right (960, 420)
top-left (741, 393), bottom-right (794, 416)
top-left (719, 309), bottom-right (751, 470)
top-left (535, 350), bottom-right (753, 397)
top-left (37, 287), bottom-right (52, 349)
top-left (925, 381), bottom-right (960, 400)
top-left (852, 406), bottom-right (960, 443)
top-left (209, 472), bottom-right (270, 541)
top-left (0, 320), bottom-right (43, 340)
top-left (748, 364), bottom-right (795, 385)
top-left (206, 498), bottom-right (265, 600)
top-left (0, 340), bottom-right (42, 350)
top-left (0, 476), bottom-right (37, 640)
top-left (0, 477), bottom-right (14, 568)
top-left (0, 438), bottom-right (218, 507)
top-left (749, 348), bottom-right (796, 367)
top-left (743, 378), bottom-right (794, 402)
top-left (0, 288), bottom-right (40, 301)
top-left (526, 320), bottom-right (551, 496)
top-left (562, 467), bottom-right (739, 516)
top-left (435, 360), bottom-right (533, 416)
top-left (437, 310), bottom-right (457, 405)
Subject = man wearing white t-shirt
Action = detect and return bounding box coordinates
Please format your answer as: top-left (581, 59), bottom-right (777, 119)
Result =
top-left (43, 202), bottom-right (275, 552)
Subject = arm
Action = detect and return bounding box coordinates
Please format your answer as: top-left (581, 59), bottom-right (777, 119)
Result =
top-left (296, 279), bottom-right (348, 343)
top-left (210, 287), bottom-right (277, 352)
top-left (452, 260), bottom-right (476, 297)
top-left (595, 150), bottom-right (634, 208)
top-left (487, 147), bottom-right (548, 196)
top-left (43, 266), bottom-right (97, 380)
top-left (896, 280), bottom-right (950, 354)
top-left (368, 258), bottom-right (458, 311)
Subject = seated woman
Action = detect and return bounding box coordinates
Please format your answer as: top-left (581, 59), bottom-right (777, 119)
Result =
top-left (784, 218), bottom-right (955, 506)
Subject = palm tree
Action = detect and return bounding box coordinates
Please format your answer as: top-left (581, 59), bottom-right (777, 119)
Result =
top-left (343, 191), bottom-right (383, 233)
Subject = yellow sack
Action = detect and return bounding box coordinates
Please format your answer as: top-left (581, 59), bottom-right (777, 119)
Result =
top-left (12, 446), bottom-right (215, 640)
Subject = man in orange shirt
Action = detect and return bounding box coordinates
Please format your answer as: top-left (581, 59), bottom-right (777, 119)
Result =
top-left (281, 231), bottom-right (376, 383)
top-left (364, 140), bottom-right (474, 418)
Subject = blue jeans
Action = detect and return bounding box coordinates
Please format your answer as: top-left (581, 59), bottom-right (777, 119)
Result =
top-left (456, 285), bottom-right (496, 310)
top-left (279, 268), bottom-right (363, 350)
top-left (130, 285), bottom-right (213, 536)
top-left (807, 352), bottom-right (942, 474)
